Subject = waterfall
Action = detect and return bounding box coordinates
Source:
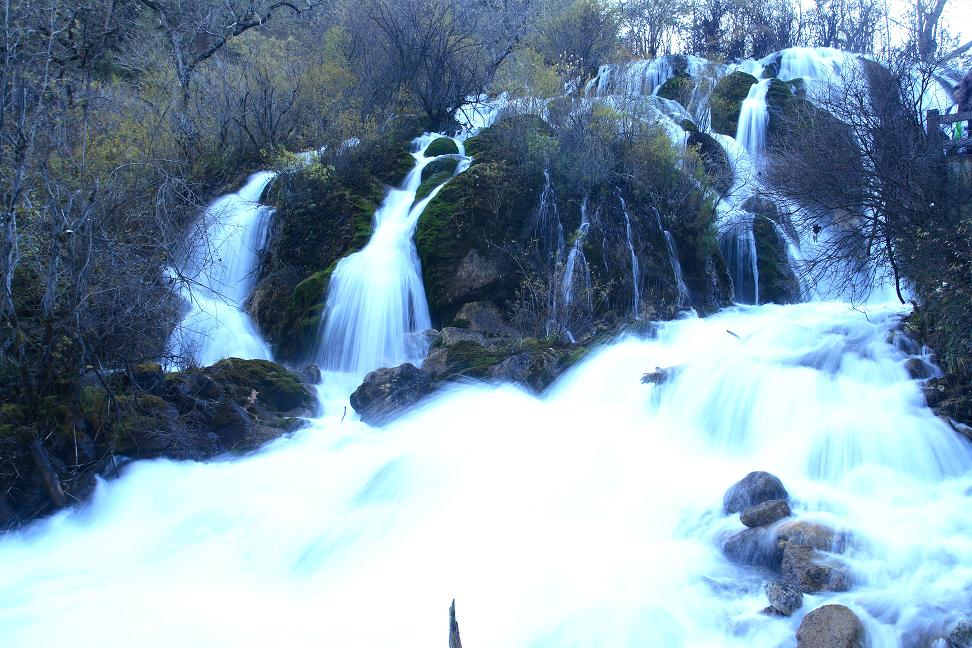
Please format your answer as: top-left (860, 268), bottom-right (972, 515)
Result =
top-left (316, 135), bottom-right (469, 376)
top-left (735, 79), bottom-right (770, 160)
top-left (560, 196), bottom-right (593, 323)
top-left (719, 217), bottom-right (760, 305)
top-left (663, 231), bottom-right (690, 307)
top-left (536, 169), bottom-right (566, 267)
top-left (4, 302), bottom-right (971, 647)
top-left (776, 47), bottom-right (845, 82)
top-left (618, 196), bottom-right (641, 318)
top-left (166, 172), bottom-right (276, 367)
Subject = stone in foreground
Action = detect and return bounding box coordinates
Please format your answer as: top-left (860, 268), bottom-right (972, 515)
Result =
top-left (724, 471), bottom-right (789, 514)
top-left (796, 604), bottom-right (863, 648)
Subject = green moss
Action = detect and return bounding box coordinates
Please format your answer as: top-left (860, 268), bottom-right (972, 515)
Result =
top-left (421, 157), bottom-right (459, 182)
top-left (687, 131), bottom-right (732, 195)
top-left (657, 74), bottom-right (695, 108)
top-left (680, 119), bottom-right (699, 133)
top-left (207, 358), bottom-right (311, 412)
top-left (425, 137), bottom-right (459, 157)
top-left (273, 266), bottom-right (335, 360)
top-left (753, 212), bottom-right (800, 304)
top-left (710, 71), bottom-right (758, 136)
top-left (416, 171), bottom-right (453, 202)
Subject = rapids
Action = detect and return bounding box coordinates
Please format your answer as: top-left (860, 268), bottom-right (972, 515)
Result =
top-left (1, 302), bottom-right (970, 647)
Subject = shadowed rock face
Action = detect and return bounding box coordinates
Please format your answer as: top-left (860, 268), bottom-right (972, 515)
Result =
top-left (796, 604), bottom-right (863, 648)
top-left (349, 364), bottom-right (434, 426)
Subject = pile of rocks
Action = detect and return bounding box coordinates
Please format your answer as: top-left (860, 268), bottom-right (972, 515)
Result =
top-left (719, 471), bottom-right (861, 647)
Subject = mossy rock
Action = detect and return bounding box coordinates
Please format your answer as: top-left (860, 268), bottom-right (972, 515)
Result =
top-left (657, 74), bottom-right (695, 109)
top-left (753, 211), bottom-right (801, 304)
top-left (272, 266), bottom-right (336, 360)
top-left (765, 78), bottom-right (795, 141)
top-left (680, 119), bottom-right (699, 133)
top-left (425, 137), bottom-right (459, 157)
top-left (421, 157), bottom-right (459, 182)
top-left (416, 171), bottom-right (453, 202)
top-left (204, 358), bottom-right (314, 413)
top-left (762, 54), bottom-right (782, 79)
top-left (710, 71), bottom-right (758, 136)
top-left (416, 157), bottom-right (544, 325)
top-left (688, 131), bottom-right (732, 195)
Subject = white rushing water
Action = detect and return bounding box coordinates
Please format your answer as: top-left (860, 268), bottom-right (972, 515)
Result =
top-left (619, 196), bottom-right (642, 318)
top-left (735, 79), bottom-right (771, 160)
top-left (316, 135), bottom-right (469, 376)
top-left (166, 172), bottom-right (276, 367)
top-left (2, 302), bottom-right (971, 647)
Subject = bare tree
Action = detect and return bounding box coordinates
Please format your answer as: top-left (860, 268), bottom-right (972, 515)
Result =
top-left (136, 0), bottom-right (326, 103)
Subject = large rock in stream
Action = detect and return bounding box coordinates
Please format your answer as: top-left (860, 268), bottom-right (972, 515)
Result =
top-left (349, 363), bottom-right (433, 426)
top-left (796, 604), bottom-right (864, 648)
top-left (723, 471), bottom-right (789, 514)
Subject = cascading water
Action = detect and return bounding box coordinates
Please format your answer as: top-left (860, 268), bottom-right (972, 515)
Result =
top-left (316, 135), bottom-right (469, 376)
top-left (618, 196), bottom-right (641, 318)
top-left (735, 79), bottom-right (771, 160)
top-left (2, 302), bottom-right (970, 647)
top-left (559, 197), bottom-right (593, 337)
top-left (166, 172), bottom-right (276, 367)
top-left (663, 231), bottom-right (690, 307)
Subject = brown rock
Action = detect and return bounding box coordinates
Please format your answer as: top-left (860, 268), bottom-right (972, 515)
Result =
top-left (796, 604), bottom-right (863, 648)
top-left (776, 520), bottom-right (846, 552)
top-left (741, 499), bottom-right (791, 527)
top-left (781, 543), bottom-right (850, 593)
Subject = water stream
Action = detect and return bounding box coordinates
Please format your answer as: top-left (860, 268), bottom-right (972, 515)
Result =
top-left (166, 172), bottom-right (276, 367)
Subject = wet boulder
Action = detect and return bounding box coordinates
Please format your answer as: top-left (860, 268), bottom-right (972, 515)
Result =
top-left (948, 620), bottom-right (972, 647)
top-left (796, 604), bottom-right (864, 648)
top-left (350, 363), bottom-right (433, 426)
top-left (294, 364), bottom-right (322, 384)
top-left (741, 499), bottom-right (792, 527)
top-left (724, 471), bottom-right (789, 514)
top-left (781, 543), bottom-right (849, 593)
top-left (437, 327), bottom-right (489, 348)
top-left (722, 527), bottom-right (784, 569)
top-left (764, 580), bottom-right (803, 616)
top-left (425, 137), bottom-right (459, 157)
top-left (776, 520), bottom-right (846, 553)
top-left (710, 71), bottom-right (758, 136)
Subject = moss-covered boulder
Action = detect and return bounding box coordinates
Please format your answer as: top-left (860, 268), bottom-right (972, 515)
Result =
top-left (421, 156), bottom-right (459, 182)
top-left (657, 74), bottom-right (695, 109)
top-left (416, 171), bottom-right (453, 202)
top-left (745, 197), bottom-right (801, 304)
top-left (711, 71), bottom-right (758, 136)
top-left (416, 150), bottom-right (544, 326)
top-left (688, 131), bottom-right (733, 195)
top-left (425, 137), bottom-right (459, 157)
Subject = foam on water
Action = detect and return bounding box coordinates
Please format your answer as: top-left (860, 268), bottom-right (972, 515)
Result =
top-left (2, 302), bottom-right (970, 647)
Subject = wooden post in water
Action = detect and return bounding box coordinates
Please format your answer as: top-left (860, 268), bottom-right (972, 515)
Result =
top-left (449, 599), bottom-right (462, 648)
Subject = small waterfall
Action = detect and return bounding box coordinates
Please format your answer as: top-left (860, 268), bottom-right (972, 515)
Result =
top-left (720, 217), bottom-right (760, 305)
top-left (735, 79), bottom-right (770, 160)
top-left (316, 136), bottom-right (469, 376)
top-left (647, 205), bottom-right (690, 308)
top-left (556, 197), bottom-right (593, 340)
top-left (664, 231), bottom-right (690, 307)
top-left (618, 197), bottom-right (641, 319)
top-left (166, 172), bottom-right (276, 367)
top-left (776, 47), bottom-right (844, 81)
top-left (536, 169), bottom-right (566, 267)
